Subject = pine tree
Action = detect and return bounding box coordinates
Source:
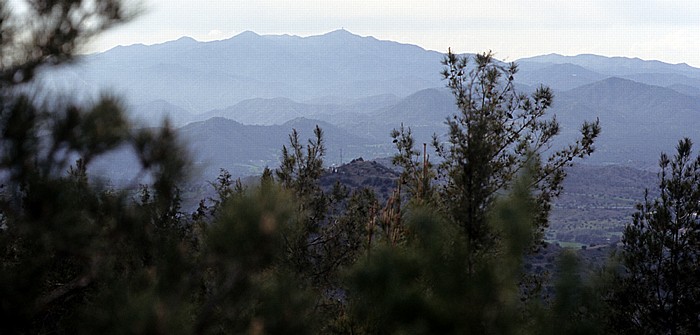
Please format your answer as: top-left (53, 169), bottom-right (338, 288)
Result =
top-left (610, 138), bottom-right (700, 335)
top-left (393, 51), bottom-right (600, 265)
top-left (346, 173), bottom-right (537, 334)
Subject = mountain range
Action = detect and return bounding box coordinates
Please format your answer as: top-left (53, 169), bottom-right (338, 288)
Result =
top-left (38, 30), bottom-right (700, 179)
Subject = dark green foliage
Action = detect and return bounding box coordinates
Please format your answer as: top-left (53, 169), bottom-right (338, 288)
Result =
top-left (0, 157), bottom-right (195, 334)
top-left (194, 184), bottom-right (317, 334)
top-left (346, 174), bottom-right (541, 334)
top-left (431, 51), bottom-right (600, 254)
top-left (277, 126), bottom-right (326, 205)
top-left (378, 50), bottom-right (605, 334)
top-left (345, 174), bottom-right (609, 335)
top-left (610, 138), bottom-right (700, 334)
top-left (274, 125), bottom-right (384, 332)
top-left (0, 2), bottom-right (315, 333)
top-left (390, 124), bottom-right (436, 206)
top-left (192, 168), bottom-right (245, 223)
top-left (530, 251), bottom-right (606, 335)
top-left (275, 125), bottom-right (332, 284)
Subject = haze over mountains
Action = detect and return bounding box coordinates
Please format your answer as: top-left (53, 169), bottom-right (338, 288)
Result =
top-left (43, 30), bottom-right (700, 179)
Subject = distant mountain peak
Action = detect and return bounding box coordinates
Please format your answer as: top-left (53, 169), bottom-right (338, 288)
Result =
top-left (283, 117), bottom-right (325, 126)
top-left (237, 30), bottom-right (260, 36)
top-left (230, 30), bottom-right (262, 41)
top-left (317, 29), bottom-right (366, 41)
top-left (324, 28), bottom-right (358, 36)
top-left (174, 36), bottom-right (196, 43)
top-left (150, 36), bottom-right (198, 48)
top-left (600, 76), bottom-right (635, 84)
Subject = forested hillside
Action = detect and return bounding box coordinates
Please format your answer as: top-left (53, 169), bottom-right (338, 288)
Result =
top-left (3, 1), bottom-right (700, 334)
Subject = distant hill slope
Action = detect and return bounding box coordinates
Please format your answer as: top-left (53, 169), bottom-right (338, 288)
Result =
top-left (550, 163), bottom-right (658, 246)
top-left (667, 83), bottom-right (700, 96)
top-left (194, 94), bottom-right (399, 126)
top-left (357, 87), bottom-right (458, 144)
top-left (167, 76), bottom-right (700, 170)
top-left (128, 100), bottom-right (194, 127)
top-left (515, 62), bottom-right (607, 91)
top-left (320, 157), bottom-right (400, 201)
top-left (176, 117), bottom-right (381, 178)
top-left (375, 88), bottom-right (456, 124)
top-left (553, 77), bottom-right (700, 166)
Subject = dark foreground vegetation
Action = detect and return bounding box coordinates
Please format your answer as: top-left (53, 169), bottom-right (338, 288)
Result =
top-left (1, 1), bottom-right (699, 334)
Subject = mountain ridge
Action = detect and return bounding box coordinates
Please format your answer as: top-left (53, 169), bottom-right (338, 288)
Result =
top-left (520, 53), bottom-right (700, 78)
top-left (46, 30), bottom-right (700, 114)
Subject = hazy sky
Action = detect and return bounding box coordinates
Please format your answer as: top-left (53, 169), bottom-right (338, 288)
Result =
top-left (89, 0), bottom-right (700, 67)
